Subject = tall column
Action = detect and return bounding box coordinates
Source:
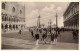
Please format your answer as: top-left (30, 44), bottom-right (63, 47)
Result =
top-left (74, 20), bottom-right (76, 29)
top-left (73, 21), bottom-right (74, 29)
top-left (14, 25), bottom-right (16, 30)
top-left (74, 22), bottom-right (75, 29)
top-left (7, 24), bottom-right (9, 31)
top-left (76, 20), bottom-right (77, 29)
top-left (2, 24), bottom-right (5, 32)
top-left (2, 24), bottom-right (4, 32)
top-left (3, 24), bottom-right (5, 31)
top-left (56, 13), bottom-right (58, 27)
top-left (71, 23), bottom-right (72, 29)
top-left (12, 24), bottom-right (13, 30)
top-left (37, 15), bottom-right (40, 28)
top-left (77, 20), bottom-right (79, 30)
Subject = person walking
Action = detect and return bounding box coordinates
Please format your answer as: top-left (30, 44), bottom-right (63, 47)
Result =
top-left (31, 29), bottom-right (34, 38)
top-left (35, 29), bottom-right (39, 45)
top-left (19, 29), bottom-right (22, 34)
top-left (42, 31), bottom-right (47, 44)
top-left (72, 30), bottom-right (77, 39)
top-left (29, 28), bottom-right (34, 38)
top-left (58, 29), bottom-right (61, 37)
top-left (50, 30), bottom-right (55, 44)
top-left (54, 31), bottom-right (58, 44)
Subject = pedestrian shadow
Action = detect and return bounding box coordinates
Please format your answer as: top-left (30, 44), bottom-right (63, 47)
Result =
top-left (57, 32), bottom-right (79, 44)
top-left (57, 36), bottom-right (79, 44)
top-left (39, 42), bottom-right (56, 45)
top-left (2, 45), bottom-right (23, 49)
top-left (25, 43), bottom-right (33, 45)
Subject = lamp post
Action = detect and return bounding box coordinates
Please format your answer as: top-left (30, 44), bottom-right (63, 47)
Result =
top-left (56, 13), bottom-right (58, 27)
top-left (49, 19), bottom-right (52, 33)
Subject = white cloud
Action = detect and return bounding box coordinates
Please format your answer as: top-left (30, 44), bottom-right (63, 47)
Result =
top-left (50, 4), bottom-right (55, 9)
top-left (57, 16), bottom-right (63, 27)
top-left (57, 6), bottom-right (62, 11)
top-left (39, 4), bottom-right (57, 26)
top-left (25, 3), bottom-right (68, 27)
top-left (26, 9), bottom-right (39, 27)
top-left (27, 9), bottom-right (39, 19)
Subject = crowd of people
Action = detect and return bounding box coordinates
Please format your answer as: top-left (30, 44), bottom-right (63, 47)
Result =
top-left (29, 27), bottom-right (61, 45)
top-left (72, 30), bottom-right (79, 39)
top-left (18, 27), bottom-right (79, 45)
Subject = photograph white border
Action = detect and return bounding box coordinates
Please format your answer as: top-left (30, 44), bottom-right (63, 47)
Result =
top-left (0, 0), bottom-right (80, 51)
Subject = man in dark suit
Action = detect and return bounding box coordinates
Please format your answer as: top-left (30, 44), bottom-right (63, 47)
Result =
top-left (35, 29), bottom-right (39, 45)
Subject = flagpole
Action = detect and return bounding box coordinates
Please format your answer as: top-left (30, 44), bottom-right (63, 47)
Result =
top-left (56, 13), bottom-right (58, 27)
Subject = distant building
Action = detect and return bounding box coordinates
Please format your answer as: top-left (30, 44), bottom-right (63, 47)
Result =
top-left (1, 2), bottom-right (25, 33)
top-left (63, 2), bottom-right (79, 30)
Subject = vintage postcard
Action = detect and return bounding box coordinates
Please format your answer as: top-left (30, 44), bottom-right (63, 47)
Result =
top-left (0, 0), bottom-right (79, 51)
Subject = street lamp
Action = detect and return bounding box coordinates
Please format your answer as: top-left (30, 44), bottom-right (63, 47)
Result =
top-left (55, 13), bottom-right (58, 35)
top-left (56, 13), bottom-right (58, 28)
top-left (49, 19), bottom-right (52, 33)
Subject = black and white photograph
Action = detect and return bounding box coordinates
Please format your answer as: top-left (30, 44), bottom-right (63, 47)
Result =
top-left (1, 1), bottom-right (79, 50)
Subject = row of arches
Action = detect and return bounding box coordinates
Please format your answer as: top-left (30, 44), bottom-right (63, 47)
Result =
top-left (64, 2), bottom-right (79, 20)
top-left (1, 24), bottom-right (25, 31)
top-left (1, 13), bottom-right (25, 22)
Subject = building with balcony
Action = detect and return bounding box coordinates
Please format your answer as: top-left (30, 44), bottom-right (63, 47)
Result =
top-left (63, 2), bottom-right (79, 30)
top-left (1, 2), bottom-right (25, 33)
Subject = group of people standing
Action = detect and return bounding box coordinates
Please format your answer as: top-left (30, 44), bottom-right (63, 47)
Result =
top-left (72, 30), bottom-right (79, 39)
top-left (18, 27), bottom-right (78, 46)
top-left (29, 28), bottom-right (60, 45)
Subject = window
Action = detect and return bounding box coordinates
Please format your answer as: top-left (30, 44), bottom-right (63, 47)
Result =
top-left (5, 24), bottom-right (8, 29)
top-left (14, 18), bottom-right (15, 22)
top-left (13, 25), bottom-right (15, 30)
top-left (2, 3), bottom-right (5, 9)
top-left (77, 4), bottom-right (79, 11)
top-left (2, 15), bottom-right (4, 21)
top-left (20, 10), bottom-right (22, 14)
top-left (23, 18), bottom-right (25, 22)
top-left (13, 7), bottom-right (15, 12)
top-left (9, 17), bottom-right (10, 21)
top-left (11, 18), bottom-right (13, 22)
top-left (75, 4), bottom-right (77, 13)
top-left (2, 24), bottom-right (3, 29)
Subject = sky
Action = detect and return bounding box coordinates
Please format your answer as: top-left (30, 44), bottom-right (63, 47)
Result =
top-left (19, 2), bottom-right (70, 27)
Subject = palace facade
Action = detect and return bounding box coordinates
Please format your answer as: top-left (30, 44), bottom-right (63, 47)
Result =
top-left (1, 2), bottom-right (25, 33)
top-left (63, 2), bottom-right (79, 30)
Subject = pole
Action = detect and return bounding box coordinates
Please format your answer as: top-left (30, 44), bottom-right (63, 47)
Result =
top-left (56, 13), bottom-right (58, 27)
top-left (37, 15), bottom-right (40, 28)
top-left (55, 13), bottom-right (58, 35)
top-left (49, 19), bottom-right (52, 33)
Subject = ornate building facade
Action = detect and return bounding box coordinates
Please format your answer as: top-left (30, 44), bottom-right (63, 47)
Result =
top-left (63, 2), bottom-right (79, 30)
top-left (1, 2), bottom-right (25, 33)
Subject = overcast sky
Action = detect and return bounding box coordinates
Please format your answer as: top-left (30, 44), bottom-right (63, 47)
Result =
top-left (19, 2), bottom-right (70, 27)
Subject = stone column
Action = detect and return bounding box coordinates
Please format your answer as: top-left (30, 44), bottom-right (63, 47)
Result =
top-left (76, 20), bottom-right (77, 30)
top-left (15, 25), bottom-right (17, 30)
top-left (72, 22), bottom-right (73, 29)
top-left (2, 24), bottom-right (4, 32)
top-left (77, 20), bottom-right (79, 30)
top-left (72, 22), bottom-right (74, 29)
top-left (7, 24), bottom-right (9, 31)
top-left (74, 23), bottom-right (75, 30)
